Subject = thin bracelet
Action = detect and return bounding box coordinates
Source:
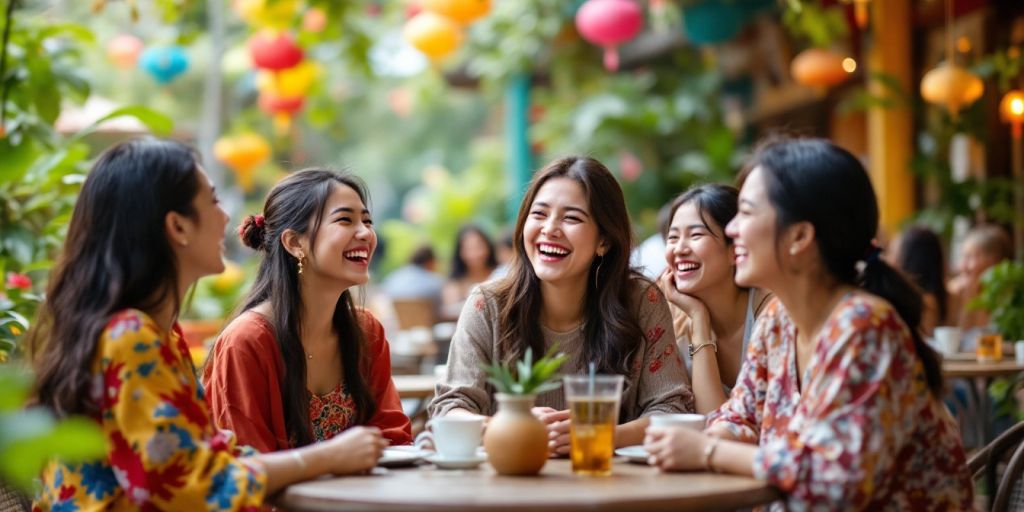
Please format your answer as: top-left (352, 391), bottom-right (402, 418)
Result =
top-left (702, 437), bottom-right (720, 472)
top-left (689, 341), bottom-right (718, 357)
top-left (290, 450), bottom-right (307, 472)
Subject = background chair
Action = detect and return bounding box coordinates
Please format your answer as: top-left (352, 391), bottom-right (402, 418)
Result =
top-left (968, 419), bottom-right (1024, 511)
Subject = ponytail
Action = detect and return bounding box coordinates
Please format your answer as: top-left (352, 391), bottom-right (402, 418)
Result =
top-left (859, 255), bottom-right (944, 397)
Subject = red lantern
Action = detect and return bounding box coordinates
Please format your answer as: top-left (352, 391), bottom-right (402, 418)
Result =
top-left (248, 31), bottom-right (304, 71)
top-left (575, 0), bottom-right (644, 71)
top-left (258, 92), bottom-right (304, 115)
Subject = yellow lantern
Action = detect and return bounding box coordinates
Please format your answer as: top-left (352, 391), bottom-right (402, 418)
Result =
top-left (234, 0), bottom-right (299, 29)
top-left (920, 63), bottom-right (984, 116)
top-left (421, 0), bottom-right (491, 25)
top-left (403, 11), bottom-right (463, 60)
top-left (791, 48), bottom-right (853, 88)
top-left (213, 133), bottom-right (271, 192)
top-left (256, 60), bottom-right (320, 98)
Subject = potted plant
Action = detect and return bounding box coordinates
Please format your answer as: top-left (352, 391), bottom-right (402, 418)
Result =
top-left (481, 347), bottom-right (567, 476)
top-left (972, 260), bottom-right (1024, 421)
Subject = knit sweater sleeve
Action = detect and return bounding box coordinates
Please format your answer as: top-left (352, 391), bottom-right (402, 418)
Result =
top-left (632, 282), bottom-right (696, 416)
top-left (428, 287), bottom-right (497, 417)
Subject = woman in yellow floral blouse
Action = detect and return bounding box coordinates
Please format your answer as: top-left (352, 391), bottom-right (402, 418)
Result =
top-left (29, 138), bottom-right (387, 511)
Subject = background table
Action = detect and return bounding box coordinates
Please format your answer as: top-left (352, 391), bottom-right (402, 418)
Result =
top-left (393, 374), bottom-right (437, 400)
top-left (276, 458), bottom-right (781, 512)
top-left (942, 356), bottom-right (1024, 445)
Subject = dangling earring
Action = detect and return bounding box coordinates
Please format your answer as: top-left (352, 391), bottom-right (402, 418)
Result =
top-left (593, 256), bottom-right (604, 287)
top-left (297, 255), bottom-right (305, 275)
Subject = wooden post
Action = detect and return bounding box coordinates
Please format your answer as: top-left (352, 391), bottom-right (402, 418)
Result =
top-left (505, 73), bottom-right (532, 223)
top-left (867, 0), bottom-right (915, 238)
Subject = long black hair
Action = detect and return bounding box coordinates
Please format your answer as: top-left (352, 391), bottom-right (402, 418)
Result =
top-left (894, 226), bottom-right (948, 322)
top-left (449, 224), bottom-right (497, 279)
top-left (234, 169), bottom-right (375, 447)
top-left (31, 138), bottom-right (201, 417)
top-left (492, 156), bottom-right (647, 374)
top-left (664, 184), bottom-right (740, 243)
top-left (743, 138), bottom-right (943, 396)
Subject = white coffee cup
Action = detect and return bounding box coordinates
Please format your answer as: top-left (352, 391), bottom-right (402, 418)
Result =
top-left (649, 413), bottom-right (706, 430)
top-left (933, 327), bottom-right (962, 356)
top-left (1015, 341), bottom-right (1024, 365)
top-left (414, 416), bottom-right (483, 459)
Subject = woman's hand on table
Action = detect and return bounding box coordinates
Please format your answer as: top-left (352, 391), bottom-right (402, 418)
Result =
top-left (644, 426), bottom-right (710, 472)
top-left (533, 407), bottom-right (572, 456)
top-left (322, 426), bottom-right (388, 475)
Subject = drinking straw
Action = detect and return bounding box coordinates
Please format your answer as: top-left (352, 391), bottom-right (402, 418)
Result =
top-left (588, 361), bottom-right (596, 425)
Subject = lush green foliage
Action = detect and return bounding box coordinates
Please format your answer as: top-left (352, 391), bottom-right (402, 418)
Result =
top-left (483, 346), bottom-right (568, 396)
top-left (972, 260), bottom-right (1024, 342)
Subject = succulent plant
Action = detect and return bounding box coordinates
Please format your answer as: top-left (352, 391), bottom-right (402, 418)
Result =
top-left (482, 346), bottom-right (568, 396)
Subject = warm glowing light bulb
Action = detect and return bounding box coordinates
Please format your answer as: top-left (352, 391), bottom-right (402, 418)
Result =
top-left (1012, 98), bottom-right (1024, 117)
top-left (842, 58), bottom-right (857, 73)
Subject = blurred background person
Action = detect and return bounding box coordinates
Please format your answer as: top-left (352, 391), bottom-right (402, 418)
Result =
top-left (948, 224), bottom-right (1012, 332)
top-left (631, 201), bottom-right (671, 280)
top-left (888, 225), bottom-right (948, 337)
top-left (489, 228), bottom-right (516, 280)
top-left (383, 244), bottom-right (445, 307)
top-left (442, 224), bottom-right (497, 318)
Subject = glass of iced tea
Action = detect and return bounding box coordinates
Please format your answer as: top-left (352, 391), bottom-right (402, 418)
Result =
top-left (976, 329), bottom-right (1004, 363)
top-left (564, 374), bottom-right (623, 476)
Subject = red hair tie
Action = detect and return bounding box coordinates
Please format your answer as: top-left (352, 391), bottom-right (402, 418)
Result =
top-left (254, 214), bottom-right (265, 228)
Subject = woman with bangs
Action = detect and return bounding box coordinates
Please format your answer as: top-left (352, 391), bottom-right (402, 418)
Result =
top-left (203, 169), bottom-right (411, 453)
top-left (659, 184), bottom-right (772, 414)
top-left (430, 156), bottom-right (694, 455)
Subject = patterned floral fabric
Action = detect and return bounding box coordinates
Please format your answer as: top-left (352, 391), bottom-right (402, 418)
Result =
top-left (708, 293), bottom-right (974, 511)
top-left (309, 383), bottom-right (356, 442)
top-left (34, 310), bottom-right (267, 511)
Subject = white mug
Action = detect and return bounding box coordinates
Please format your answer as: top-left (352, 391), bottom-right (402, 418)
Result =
top-left (1015, 341), bottom-right (1024, 365)
top-left (933, 327), bottom-right (962, 356)
top-left (649, 413), bottom-right (706, 430)
top-left (414, 416), bottom-right (483, 459)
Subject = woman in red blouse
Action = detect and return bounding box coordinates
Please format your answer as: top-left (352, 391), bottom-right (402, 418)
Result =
top-left (203, 169), bottom-right (411, 452)
top-left (644, 138), bottom-right (973, 510)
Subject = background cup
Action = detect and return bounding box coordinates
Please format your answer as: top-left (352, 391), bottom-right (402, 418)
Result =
top-left (933, 327), bottom-right (962, 356)
top-left (649, 413), bottom-right (706, 430)
top-left (1015, 341), bottom-right (1024, 365)
top-left (564, 374), bottom-right (624, 476)
top-left (414, 416), bottom-right (483, 459)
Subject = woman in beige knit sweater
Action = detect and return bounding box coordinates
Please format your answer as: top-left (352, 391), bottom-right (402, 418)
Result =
top-left (429, 156), bottom-right (695, 455)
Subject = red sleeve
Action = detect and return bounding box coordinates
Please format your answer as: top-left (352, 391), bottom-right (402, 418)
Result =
top-left (360, 311), bottom-right (413, 445)
top-left (202, 314), bottom-right (287, 453)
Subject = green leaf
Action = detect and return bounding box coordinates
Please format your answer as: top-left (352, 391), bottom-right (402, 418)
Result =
top-left (0, 368), bottom-right (31, 411)
top-left (70, 106), bottom-right (174, 141)
top-left (0, 414), bottom-right (107, 491)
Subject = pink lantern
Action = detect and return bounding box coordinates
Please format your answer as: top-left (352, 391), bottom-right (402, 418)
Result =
top-left (107, 34), bottom-right (144, 69)
top-left (575, 0), bottom-right (643, 71)
top-left (248, 31), bottom-right (304, 71)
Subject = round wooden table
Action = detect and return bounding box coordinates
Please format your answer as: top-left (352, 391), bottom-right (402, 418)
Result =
top-left (393, 374), bottom-right (437, 400)
top-left (942, 358), bottom-right (1024, 378)
top-left (942, 356), bottom-right (1024, 445)
top-left (276, 458), bottom-right (781, 512)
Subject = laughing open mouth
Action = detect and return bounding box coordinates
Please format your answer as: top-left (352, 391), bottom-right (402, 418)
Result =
top-left (344, 249), bottom-right (369, 264)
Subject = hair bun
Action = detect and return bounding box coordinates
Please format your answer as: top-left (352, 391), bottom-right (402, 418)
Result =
top-left (238, 214), bottom-right (266, 250)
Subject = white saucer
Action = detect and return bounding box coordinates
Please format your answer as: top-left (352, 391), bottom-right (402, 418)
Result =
top-left (615, 445), bottom-right (650, 465)
top-left (378, 446), bottom-right (431, 468)
top-left (426, 453), bottom-right (487, 470)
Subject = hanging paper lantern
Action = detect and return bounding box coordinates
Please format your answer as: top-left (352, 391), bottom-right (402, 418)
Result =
top-left (213, 133), bottom-right (271, 191)
top-left (139, 46), bottom-right (189, 84)
top-left (403, 11), bottom-right (464, 60)
top-left (575, 0), bottom-right (644, 71)
top-left (256, 60), bottom-right (319, 98)
top-left (682, 1), bottom-right (744, 45)
top-left (234, 0), bottom-right (299, 29)
top-left (258, 92), bottom-right (304, 115)
top-left (791, 48), bottom-right (852, 88)
top-left (421, 0), bottom-right (491, 25)
top-left (107, 34), bottom-right (144, 69)
top-left (248, 31), bottom-right (304, 71)
top-left (920, 63), bottom-right (984, 116)
top-left (302, 8), bottom-right (328, 33)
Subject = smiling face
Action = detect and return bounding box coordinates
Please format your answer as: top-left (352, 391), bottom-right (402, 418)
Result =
top-left (726, 167), bottom-right (780, 289)
top-left (664, 202), bottom-right (735, 297)
top-left (175, 166), bottom-right (229, 281)
top-left (522, 177), bottom-right (606, 289)
top-left (305, 183), bottom-right (377, 288)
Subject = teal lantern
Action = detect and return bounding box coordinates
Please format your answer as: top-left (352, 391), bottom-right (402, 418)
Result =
top-left (682, 1), bottom-right (745, 45)
top-left (139, 46), bottom-right (189, 84)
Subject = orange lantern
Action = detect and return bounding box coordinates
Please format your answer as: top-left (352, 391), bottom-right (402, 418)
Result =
top-left (107, 34), bottom-right (144, 69)
top-left (791, 48), bottom-right (853, 88)
top-left (421, 0), bottom-right (490, 25)
top-left (920, 63), bottom-right (984, 117)
top-left (403, 11), bottom-right (463, 60)
top-left (1000, 90), bottom-right (1024, 136)
top-left (213, 133), bottom-right (271, 192)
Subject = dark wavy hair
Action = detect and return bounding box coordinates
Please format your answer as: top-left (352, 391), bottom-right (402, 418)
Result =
top-left (894, 226), bottom-right (947, 322)
top-left (449, 225), bottom-right (497, 279)
top-left (742, 137), bottom-right (943, 396)
top-left (491, 156), bottom-right (647, 374)
top-left (233, 169), bottom-right (375, 447)
top-left (31, 138), bottom-right (201, 417)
